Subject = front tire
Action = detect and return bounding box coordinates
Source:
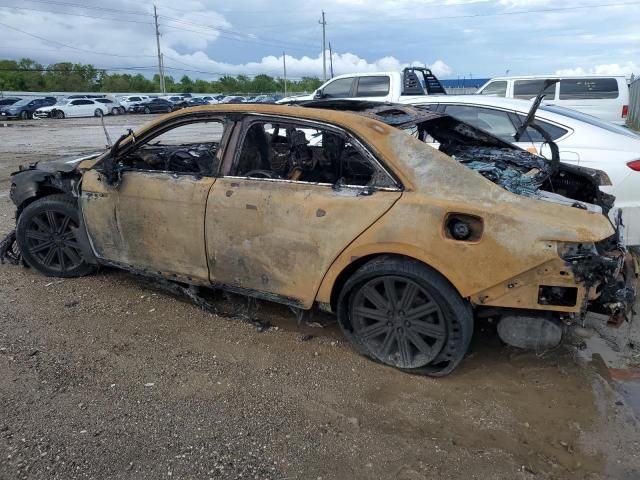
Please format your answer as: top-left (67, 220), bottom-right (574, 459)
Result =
top-left (16, 194), bottom-right (95, 278)
top-left (20, 111), bottom-right (29, 120)
top-left (111, 107), bottom-right (120, 115)
top-left (54, 110), bottom-right (65, 119)
top-left (94, 109), bottom-right (103, 117)
top-left (337, 256), bottom-right (473, 376)
top-left (143, 107), bottom-right (151, 114)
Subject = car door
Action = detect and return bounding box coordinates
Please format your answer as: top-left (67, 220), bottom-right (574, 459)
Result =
top-left (353, 76), bottom-right (392, 102)
top-left (205, 116), bottom-right (402, 308)
top-left (66, 100), bottom-right (84, 117)
top-left (81, 116), bottom-right (231, 282)
top-left (318, 77), bottom-right (356, 99)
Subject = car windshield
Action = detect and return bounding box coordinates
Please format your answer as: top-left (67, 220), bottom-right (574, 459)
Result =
top-left (12, 99), bottom-right (33, 106)
top-left (540, 104), bottom-right (639, 139)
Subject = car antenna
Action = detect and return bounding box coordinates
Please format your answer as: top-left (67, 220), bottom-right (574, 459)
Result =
top-left (514, 78), bottom-right (559, 142)
top-left (100, 114), bottom-right (112, 147)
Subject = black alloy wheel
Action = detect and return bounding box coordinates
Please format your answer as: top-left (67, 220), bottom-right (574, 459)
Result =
top-left (338, 256), bottom-right (474, 376)
top-left (349, 275), bottom-right (447, 369)
top-left (16, 195), bottom-right (94, 277)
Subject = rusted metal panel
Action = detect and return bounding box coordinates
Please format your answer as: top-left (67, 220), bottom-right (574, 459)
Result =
top-left (205, 177), bottom-right (401, 308)
top-left (314, 130), bottom-right (615, 311)
top-left (81, 169), bottom-right (215, 282)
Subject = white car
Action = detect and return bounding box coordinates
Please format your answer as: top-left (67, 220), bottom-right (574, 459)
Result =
top-left (94, 98), bottom-right (125, 115)
top-left (410, 95), bottom-right (640, 245)
top-left (476, 75), bottom-right (630, 125)
top-left (118, 95), bottom-right (150, 111)
top-left (34, 99), bottom-right (109, 119)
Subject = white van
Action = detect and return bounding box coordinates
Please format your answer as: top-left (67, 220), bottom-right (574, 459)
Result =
top-left (477, 75), bottom-right (630, 125)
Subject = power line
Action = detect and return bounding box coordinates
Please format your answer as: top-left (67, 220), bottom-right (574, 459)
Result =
top-left (160, 24), bottom-right (314, 53)
top-left (0, 21), bottom-right (156, 58)
top-left (0, 5), bottom-right (155, 24)
top-left (158, 15), bottom-right (319, 51)
top-left (328, 0), bottom-right (640, 25)
top-left (10, 0), bottom-right (150, 16)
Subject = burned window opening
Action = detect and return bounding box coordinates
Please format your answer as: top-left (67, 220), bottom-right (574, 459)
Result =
top-left (234, 120), bottom-right (394, 188)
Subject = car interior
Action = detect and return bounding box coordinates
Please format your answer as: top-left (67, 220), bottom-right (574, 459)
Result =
top-left (120, 120), bottom-right (225, 176)
top-left (234, 121), bottom-right (388, 187)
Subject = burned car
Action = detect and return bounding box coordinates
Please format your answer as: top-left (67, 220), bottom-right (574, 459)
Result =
top-left (1, 103), bottom-right (636, 376)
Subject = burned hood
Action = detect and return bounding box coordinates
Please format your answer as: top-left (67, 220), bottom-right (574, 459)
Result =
top-left (15, 151), bottom-right (104, 175)
top-left (9, 151), bottom-right (103, 210)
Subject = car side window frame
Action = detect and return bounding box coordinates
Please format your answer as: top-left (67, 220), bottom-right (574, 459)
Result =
top-left (98, 114), bottom-right (235, 179)
top-left (507, 111), bottom-right (571, 143)
top-left (220, 114), bottom-right (402, 192)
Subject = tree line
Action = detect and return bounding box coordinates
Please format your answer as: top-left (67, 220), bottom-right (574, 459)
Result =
top-left (0, 58), bottom-right (323, 94)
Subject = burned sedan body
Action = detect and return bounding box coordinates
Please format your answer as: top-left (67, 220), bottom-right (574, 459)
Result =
top-left (1, 104), bottom-right (636, 376)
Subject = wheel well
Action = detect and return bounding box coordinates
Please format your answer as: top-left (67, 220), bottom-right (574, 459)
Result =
top-left (330, 253), bottom-right (445, 311)
top-left (16, 187), bottom-right (66, 217)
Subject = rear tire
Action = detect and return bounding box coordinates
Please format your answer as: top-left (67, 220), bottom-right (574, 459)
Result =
top-left (337, 256), bottom-right (473, 376)
top-left (54, 110), bottom-right (65, 119)
top-left (143, 107), bottom-right (151, 114)
top-left (20, 111), bottom-right (29, 120)
top-left (111, 107), bottom-right (120, 115)
top-left (16, 194), bottom-right (95, 278)
top-left (94, 109), bottom-right (103, 117)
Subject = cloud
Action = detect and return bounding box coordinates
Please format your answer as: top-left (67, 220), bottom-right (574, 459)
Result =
top-left (161, 49), bottom-right (452, 79)
top-left (555, 61), bottom-right (639, 76)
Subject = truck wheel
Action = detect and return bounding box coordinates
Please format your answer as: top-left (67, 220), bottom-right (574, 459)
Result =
top-left (16, 194), bottom-right (95, 278)
top-left (337, 256), bottom-right (473, 376)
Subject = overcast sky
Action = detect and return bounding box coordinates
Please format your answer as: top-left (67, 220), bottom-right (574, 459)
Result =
top-left (1, 0), bottom-right (638, 80)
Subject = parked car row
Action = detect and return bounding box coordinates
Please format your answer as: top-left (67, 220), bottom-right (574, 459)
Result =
top-left (0, 93), bottom-right (281, 120)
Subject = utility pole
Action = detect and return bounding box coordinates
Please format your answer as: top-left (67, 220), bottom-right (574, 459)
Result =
top-left (282, 51), bottom-right (287, 97)
top-left (154, 5), bottom-right (166, 94)
top-left (319, 11), bottom-right (327, 81)
top-left (328, 42), bottom-right (334, 79)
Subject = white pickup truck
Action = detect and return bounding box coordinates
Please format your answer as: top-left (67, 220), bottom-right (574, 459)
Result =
top-left (280, 68), bottom-right (447, 103)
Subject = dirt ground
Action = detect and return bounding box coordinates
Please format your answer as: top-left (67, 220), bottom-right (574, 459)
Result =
top-left (1, 115), bottom-right (640, 480)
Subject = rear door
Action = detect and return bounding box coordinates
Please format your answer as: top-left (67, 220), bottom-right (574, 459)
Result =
top-left (353, 76), bottom-right (392, 102)
top-left (205, 115), bottom-right (402, 307)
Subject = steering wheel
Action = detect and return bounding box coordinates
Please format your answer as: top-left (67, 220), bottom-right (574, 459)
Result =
top-left (245, 169), bottom-right (276, 179)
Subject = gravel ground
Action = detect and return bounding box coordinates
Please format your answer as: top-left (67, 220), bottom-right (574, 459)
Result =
top-left (1, 115), bottom-right (639, 480)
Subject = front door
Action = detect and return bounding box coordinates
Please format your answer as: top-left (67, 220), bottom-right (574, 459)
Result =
top-left (205, 117), bottom-right (402, 308)
top-left (81, 117), bottom-right (229, 283)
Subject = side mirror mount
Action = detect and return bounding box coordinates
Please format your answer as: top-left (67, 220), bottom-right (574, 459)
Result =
top-left (314, 89), bottom-right (324, 99)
